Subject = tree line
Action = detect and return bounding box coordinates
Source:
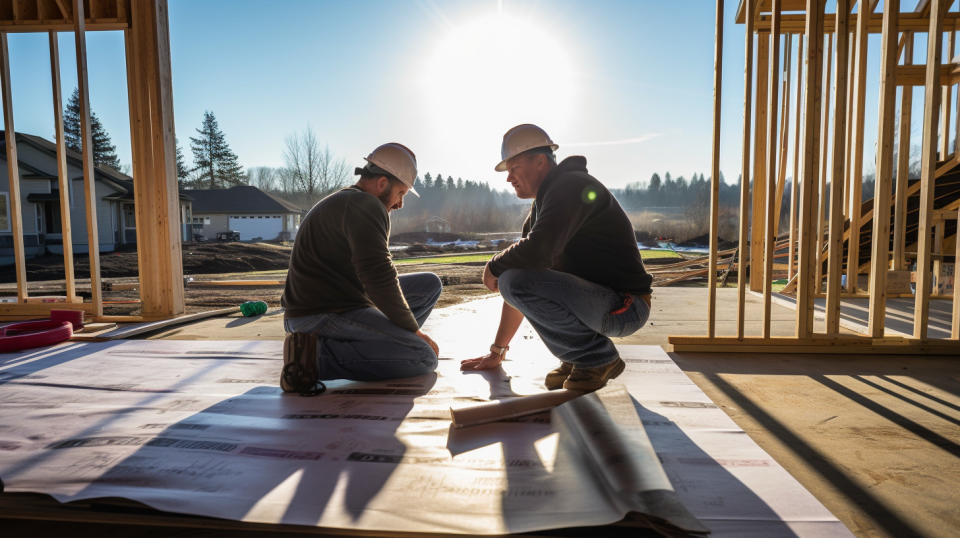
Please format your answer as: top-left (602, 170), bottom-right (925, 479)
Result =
top-left (70, 100), bottom-right (902, 241)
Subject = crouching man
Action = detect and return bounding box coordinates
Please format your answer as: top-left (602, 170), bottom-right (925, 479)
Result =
top-left (281, 143), bottom-right (440, 394)
top-left (460, 124), bottom-right (652, 392)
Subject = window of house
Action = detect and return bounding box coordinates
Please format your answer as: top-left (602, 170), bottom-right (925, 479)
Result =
top-left (123, 204), bottom-right (136, 230)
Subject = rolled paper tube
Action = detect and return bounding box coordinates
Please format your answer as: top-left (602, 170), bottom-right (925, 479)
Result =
top-left (450, 390), bottom-right (584, 429)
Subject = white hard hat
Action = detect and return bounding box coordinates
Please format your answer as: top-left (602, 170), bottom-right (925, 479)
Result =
top-left (495, 124), bottom-right (558, 172)
top-left (363, 142), bottom-right (419, 197)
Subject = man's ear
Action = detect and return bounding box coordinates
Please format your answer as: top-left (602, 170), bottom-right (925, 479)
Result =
top-left (376, 175), bottom-right (390, 193)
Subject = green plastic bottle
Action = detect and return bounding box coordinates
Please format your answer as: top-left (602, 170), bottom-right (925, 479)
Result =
top-left (240, 300), bottom-right (268, 317)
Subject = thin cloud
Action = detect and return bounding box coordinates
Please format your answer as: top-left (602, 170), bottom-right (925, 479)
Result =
top-left (563, 134), bottom-right (661, 148)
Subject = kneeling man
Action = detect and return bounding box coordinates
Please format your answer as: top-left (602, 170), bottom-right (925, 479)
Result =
top-left (281, 143), bottom-right (440, 394)
top-left (461, 124), bottom-right (652, 392)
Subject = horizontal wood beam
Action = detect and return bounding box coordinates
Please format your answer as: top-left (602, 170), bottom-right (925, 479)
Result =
top-left (0, 303), bottom-right (97, 319)
top-left (0, 21), bottom-right (127, 32)
top-left (895, 64), bottom-right (960, 86)
top-left (753, 12), bottom-right (960, 33)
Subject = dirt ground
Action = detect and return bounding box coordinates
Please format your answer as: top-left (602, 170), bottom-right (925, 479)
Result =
top-left (0, 242), bottom-right (493, 315)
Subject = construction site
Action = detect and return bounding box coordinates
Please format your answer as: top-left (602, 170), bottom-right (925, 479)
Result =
top-left (0, 1), bottom-right (958, 537)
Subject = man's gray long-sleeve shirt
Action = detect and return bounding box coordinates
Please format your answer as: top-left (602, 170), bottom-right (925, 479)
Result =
top-left (281, 186), bottom-right (419, 332)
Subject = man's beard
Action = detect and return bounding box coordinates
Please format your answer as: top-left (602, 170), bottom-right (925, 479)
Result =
top-left (378, 189), bottom-right (394, 210)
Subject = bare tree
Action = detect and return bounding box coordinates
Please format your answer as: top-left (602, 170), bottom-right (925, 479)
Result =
top-left (248, 166), bottom-right (279, 192)
top-left (283, 126), bottom-right (349, 196)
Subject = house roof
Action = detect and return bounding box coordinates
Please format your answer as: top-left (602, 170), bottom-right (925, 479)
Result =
top-left (0, 130), bottom-right (190, 202)
top-left (183, 185), bottom-right (302, 214)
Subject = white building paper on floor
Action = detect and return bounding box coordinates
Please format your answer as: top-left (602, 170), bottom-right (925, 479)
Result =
top-left (0, 317), bottom-right (851, 536)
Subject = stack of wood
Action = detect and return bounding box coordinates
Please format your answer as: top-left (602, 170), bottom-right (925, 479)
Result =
top-left (646, 247), bottom-right (738, 286)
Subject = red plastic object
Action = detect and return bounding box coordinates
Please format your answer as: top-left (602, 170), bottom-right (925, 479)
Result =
top-left (50, 309), bottom-right (84, 330)
top-left (0, 320), bottom-right (73, 353)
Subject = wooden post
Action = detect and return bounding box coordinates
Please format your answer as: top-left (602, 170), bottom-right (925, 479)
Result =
top-left (737, 0), bottom-right (756, 339)
top-left (847, 2), bottom-right (871, 293)
top-left (774, 37), bottom-right (793, 236)
top-left (955, 30), bottom-right (960, 157)
top-left (893, 35), bottom-right (914, 271)
top-left (867, 0), bottom-right (900, 338)
top-left (0, 33), bottom-right (27, 302)
top-left (914, 0), bottom-right (945, 339)
top-left (708, 0), bottom-right (724, 338)
top-left (49, 31), bottom-right (77, 304)
top-left (73, 0), bottom-right (103, 317)
top-left (125, 0), bottom-right (185, 318)
top-left (816, 34), bottom-right (834, 290)
top-left (751, 32), bottom-right (770, 292)
top-left (763, 3), bottom-right (782, 339)
top-left (797, 0), bottom-right (824, 338)
top-left (826, 0), bottom-right (851, 334)
top-left (842, 26), bottom-right (856, 219)
top-left (789, 34), bottom-right (804, 281)
top-left (953, 204), bottom-right (960, 338)
top-left (940, 31), bottom-right (954, 160)
top-left (932, 218), bottom-right (944, 291)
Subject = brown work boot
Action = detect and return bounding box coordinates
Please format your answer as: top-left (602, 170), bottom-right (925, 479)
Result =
top-left (563, 358), bottom-right (625, 392)
top-left (281, 333), bottom-right (325, 396)
top-left (544, 362), bottom-right (573, 390)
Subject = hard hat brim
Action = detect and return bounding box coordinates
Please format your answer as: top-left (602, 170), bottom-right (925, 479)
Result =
top-left (494, 143), bottom-right (559, 172)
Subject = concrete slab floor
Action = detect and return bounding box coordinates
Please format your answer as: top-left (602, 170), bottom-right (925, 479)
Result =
top-left (140, 287), bottom-right (958, 537)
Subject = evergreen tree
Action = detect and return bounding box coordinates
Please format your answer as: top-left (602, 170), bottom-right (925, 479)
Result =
top-left (649, 173), bottom-right (662, 191)
top-left (422, 172), bottom-right (433, 189)
top-left (189, 111), bottom-right (245, 189)
top-left (63, 88), bottom-right (120, 169)
top-left (175, 137), bottom-right (189, 182)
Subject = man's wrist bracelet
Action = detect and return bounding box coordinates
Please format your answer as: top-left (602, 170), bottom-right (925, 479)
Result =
top-left (490, 343), bottom-right (509, 356)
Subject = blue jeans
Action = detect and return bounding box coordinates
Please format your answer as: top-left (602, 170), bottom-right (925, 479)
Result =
top-left (283, 272), bottom-right (442, 381)
top-left (498, 269), bottom-right (649, 368)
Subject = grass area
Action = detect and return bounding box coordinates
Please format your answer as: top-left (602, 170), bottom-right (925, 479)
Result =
top-left (395, 249), bottom-right (682, 266)
top-left (394, 253), bottom-right (492, 265)
top-left (639, 249), bottom-right (682, 260)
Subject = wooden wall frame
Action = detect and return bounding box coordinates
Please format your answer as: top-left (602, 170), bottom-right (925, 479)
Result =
top-left (673, 0), bottom-right (960, 354)
top-left (0, 0), bottom-right (184, 321)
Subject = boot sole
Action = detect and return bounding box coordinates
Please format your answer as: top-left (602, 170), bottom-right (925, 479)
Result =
top-left (281, 333), bottom-right (320, 394)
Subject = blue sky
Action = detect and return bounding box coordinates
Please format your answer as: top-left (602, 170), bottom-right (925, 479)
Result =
top-left (0, 0), bottom-right (938, 190)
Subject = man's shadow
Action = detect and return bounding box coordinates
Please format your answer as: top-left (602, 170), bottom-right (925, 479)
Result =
top-left (63, 373), bottom-right (437, 526)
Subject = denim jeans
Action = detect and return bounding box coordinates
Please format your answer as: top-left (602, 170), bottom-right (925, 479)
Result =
top-left (283, 272), bottom-right (442, 381)
top-left (498, 269), bottom-right (649, 368)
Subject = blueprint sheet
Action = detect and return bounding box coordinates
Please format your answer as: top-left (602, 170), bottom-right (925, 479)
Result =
top-left (0, 336), bottom-right (852, 536)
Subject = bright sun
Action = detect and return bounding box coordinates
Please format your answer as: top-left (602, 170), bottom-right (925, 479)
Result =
top-left (421, 13), bottom-right (577, 160)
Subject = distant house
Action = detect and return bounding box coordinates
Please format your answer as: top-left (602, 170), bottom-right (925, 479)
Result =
top-left (0, 131), bottom-right (193, 265)
top-left (184, 185), bottom-right (302, 241)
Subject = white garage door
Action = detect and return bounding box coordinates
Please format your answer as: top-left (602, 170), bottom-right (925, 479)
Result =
top-left (229, 215), bottom-right (282, 241)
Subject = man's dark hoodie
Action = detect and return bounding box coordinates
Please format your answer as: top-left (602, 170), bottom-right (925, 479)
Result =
top-left (488, 156), bottom-right (653, 295)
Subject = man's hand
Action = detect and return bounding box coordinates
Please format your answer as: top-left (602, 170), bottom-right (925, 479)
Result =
top-left (482, 262), bottom-right (499, 292)
top-left (460, 351), bottom-right (505, 371)
top-left (417, 330), bottom-right (439, 356)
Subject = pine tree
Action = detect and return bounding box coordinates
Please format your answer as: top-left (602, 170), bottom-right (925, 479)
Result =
top-left (175, 138), bottom-right (189, 182)
top-left (189, 111), bottom-right (245, 189)
top-left (63, 88), bottom-right (120, 169)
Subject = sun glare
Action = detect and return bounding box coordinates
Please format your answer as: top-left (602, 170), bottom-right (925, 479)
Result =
top-left (421, 13), bottom-right (577, 160)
